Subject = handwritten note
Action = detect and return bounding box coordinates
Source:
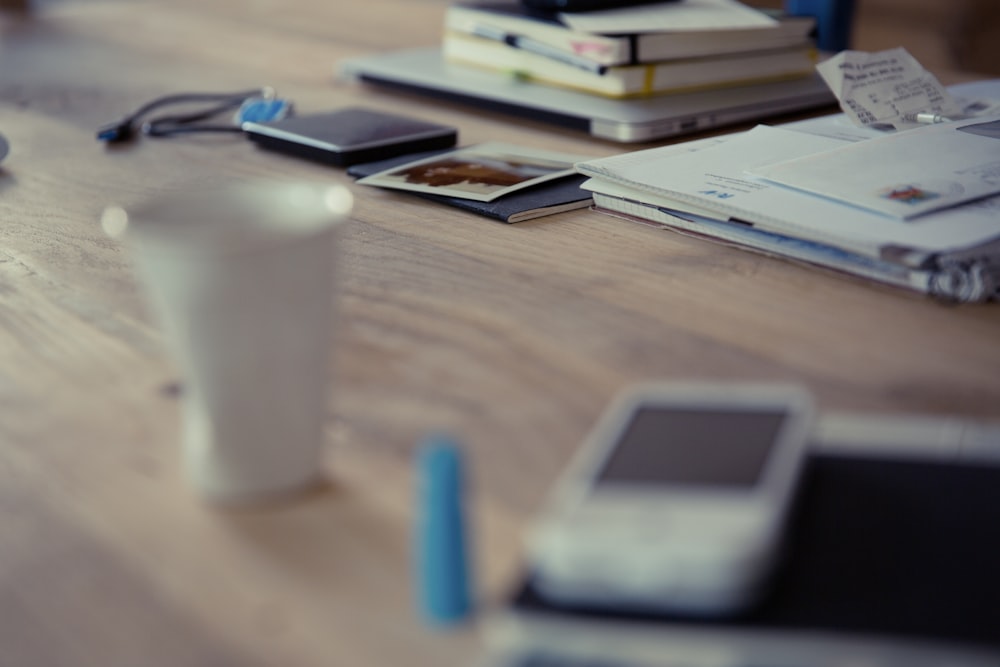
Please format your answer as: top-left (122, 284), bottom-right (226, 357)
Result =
top-left (816, 48), bottom-right (963, 130)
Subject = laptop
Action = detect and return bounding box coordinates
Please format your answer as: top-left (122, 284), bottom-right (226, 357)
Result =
top-left (339, 48), bottom-right (837, 143)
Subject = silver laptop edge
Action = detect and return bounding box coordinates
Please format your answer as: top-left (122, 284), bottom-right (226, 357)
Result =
top-left (339, 47), bottom-right (837, 143)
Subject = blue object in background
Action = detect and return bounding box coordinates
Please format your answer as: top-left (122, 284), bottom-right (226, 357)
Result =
top-left (415, 435), bottom-right (473, 626)
top-left (785, 0), bottom-right (855, 53)
top-left (237, 96), bottom-right (293, 124)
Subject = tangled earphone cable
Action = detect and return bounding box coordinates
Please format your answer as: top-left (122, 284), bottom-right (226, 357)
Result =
top-left (96, 88), bottom-right (292, 143)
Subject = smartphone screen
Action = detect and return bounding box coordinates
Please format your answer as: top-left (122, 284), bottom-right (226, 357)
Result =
top-left (594, 407), bottom-right (789, 488)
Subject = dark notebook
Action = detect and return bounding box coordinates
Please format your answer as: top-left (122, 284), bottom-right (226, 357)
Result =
top-left (347, 150), bottom-right (591, 223)
top-left (491, 454), bottom-right (1000, 666)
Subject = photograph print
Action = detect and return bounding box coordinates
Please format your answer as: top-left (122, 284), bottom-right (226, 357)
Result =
top-left (357, 142), bottom-right (588, 202)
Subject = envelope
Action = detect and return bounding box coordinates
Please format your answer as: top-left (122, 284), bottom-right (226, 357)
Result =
top-left (748, 116), bottom-right (1000, 219)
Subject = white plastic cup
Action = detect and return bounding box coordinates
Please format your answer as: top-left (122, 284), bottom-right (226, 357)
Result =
top-left (110, 181), bottom-right (353, 505)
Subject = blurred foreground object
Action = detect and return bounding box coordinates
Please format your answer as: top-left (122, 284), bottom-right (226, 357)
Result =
top-left (415, 435), bottom-right (473, 626)
top-left (108, 180), bottom-right (353, 505)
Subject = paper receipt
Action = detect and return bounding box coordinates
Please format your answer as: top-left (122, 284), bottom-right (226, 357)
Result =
top-left (817, 47), bottom-right (964, 130)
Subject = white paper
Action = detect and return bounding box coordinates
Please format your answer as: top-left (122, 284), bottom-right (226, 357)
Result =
top-left (575, 125), bottom-right (1000, 259)
top-left (585, 178), bottom-right (934, 294)
top-left (816, 47), bottom-right (963, 130)
top-left (749, 115), bottom-right (1000, 219)
top-left (559, 0), bottom-right (776, 35)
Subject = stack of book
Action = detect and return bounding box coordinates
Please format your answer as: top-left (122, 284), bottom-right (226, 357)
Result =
top-left (574, 109), bottom-right (1000, 303)
top-left (443, 0), bottom-right (819, 99)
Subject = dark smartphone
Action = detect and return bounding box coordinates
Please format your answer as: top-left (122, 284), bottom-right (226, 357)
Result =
top-left (243, 107), bottom-right (458, 167)
top-left (521, 0), bottom-right (676, 12)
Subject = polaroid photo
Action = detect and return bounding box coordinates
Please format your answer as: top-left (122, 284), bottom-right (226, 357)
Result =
top-left (356, 142), bottom-right (588, 202)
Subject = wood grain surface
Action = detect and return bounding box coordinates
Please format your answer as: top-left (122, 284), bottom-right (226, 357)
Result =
top-left (1, 1), bottom-right (998, 665)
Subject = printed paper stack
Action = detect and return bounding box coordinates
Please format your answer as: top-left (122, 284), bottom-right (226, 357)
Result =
top-left (443, 0), bottom-right (818, 99)
top-left (574, 112), bottom-right (1000, 303)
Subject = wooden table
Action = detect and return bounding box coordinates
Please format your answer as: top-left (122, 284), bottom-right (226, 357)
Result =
top-left (1, 2), bottom-right (997, 665)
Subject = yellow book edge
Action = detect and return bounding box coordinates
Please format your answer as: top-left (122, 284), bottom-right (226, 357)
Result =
top-left (445, 55), bottom-right (816, 99)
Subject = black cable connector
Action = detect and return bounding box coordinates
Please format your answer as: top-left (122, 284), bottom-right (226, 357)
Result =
top-left (96, 119), bottom-right (136, 143)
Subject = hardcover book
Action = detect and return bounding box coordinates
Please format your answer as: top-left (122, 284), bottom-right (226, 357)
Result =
top-left (444, 31), bottom-right (816, 98)
top-left (445, 1), bottom-right (815, 67)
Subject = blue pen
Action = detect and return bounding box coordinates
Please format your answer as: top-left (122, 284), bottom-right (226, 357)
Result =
top-left (415, 435), bottom-right (473, 627)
